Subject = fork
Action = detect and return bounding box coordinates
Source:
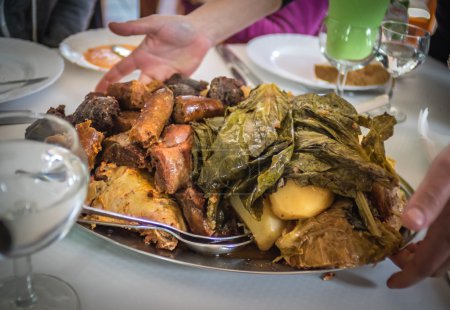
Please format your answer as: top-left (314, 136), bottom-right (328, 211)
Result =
top-left (79, 205), bottom-right (253, 255)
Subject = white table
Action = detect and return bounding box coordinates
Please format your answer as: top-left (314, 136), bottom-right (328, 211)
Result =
top-left (1, 45), bottom-right (450, 310)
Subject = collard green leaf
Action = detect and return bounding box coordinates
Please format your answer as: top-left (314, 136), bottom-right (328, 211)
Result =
top-left (360, 113), bottom-right (399, 181)
top-left (198, 84), bottom-right (292, 198)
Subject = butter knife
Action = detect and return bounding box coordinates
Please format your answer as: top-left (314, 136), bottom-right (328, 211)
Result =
top-left (0, 77), bottom-right (48, 86)
top-left (215, 44), bottom-right (263, 87)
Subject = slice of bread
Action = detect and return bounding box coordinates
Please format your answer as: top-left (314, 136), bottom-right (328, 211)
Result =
top-left (314, 63), bottom-right (390, 86)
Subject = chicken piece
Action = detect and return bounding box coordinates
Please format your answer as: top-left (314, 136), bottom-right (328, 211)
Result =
top-left (207, 76), bottom-right (244, 106)
top-left (115, 110), bottom-right (140, 133)
top-left (86, 164), bottom-right (187, 250)
top-left (129, 88), bottom-right (174, 148)
top-left (165, 73), bottom-right (208, 97)
top-left (70, 92), bottom-right (120, 134)
top-left (75, 120), bottom-right (104, 171)
top-left (102, 131), bottom-right (149, 169)
top-left (106, 80), bottom-right (151, 110)
top-left (173, 96), bottom-right (225, 123)
top-left (175, 187), bottom-right (214, 236)
top-left (149, 125), bottom-right (193, 194)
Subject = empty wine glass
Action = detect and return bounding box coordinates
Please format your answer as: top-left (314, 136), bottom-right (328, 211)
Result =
top-left (318, 16), bottom-right (381, 96)
top-left (0, 111), bottom-right (89, 310)
top-left (376, 20), bottom-right (430, 122)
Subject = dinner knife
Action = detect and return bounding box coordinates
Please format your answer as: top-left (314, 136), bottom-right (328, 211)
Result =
top-left (215, 44), bottom-right (263, 87)
top-left (0, 77), bottom-right (48, 86)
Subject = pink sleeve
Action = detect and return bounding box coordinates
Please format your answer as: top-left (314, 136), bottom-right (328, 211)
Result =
top-left (224, 0), bottom-right (329, 43)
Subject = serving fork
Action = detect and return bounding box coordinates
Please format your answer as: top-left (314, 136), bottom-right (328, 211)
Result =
top-left (79, 205), bottom-right (253, 255)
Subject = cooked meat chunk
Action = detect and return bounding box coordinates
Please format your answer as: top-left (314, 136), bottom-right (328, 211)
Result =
top-left (25, 105), bottom-right (69, 140)
top-left (102, 131), bottom-right (149, 169)
top-left (175, 187), bottom-right (214, 236)
top-left (71, 92), bottom-right (120, 134)
top-left (46, 104), bottom-right (67, 119)
top-left (160, 124), bottom-right (193, 147)
top-left (173, 96), bottom-right (225, 123)
top-left (165, 73), bottom-right (208, 97)
top-left (76, 120), bottom-right (104, 171)
top-left (86, 164), bottom-right (187, 250)
top-left (115, 110), bottom-right (140, 133)
top-left (129, 88), bottom-right (174, 148)
top-left (106, 80), bottom-right (150, 110)
top-left (207, 76), bottom-right (244, 106)
top-left (149, 125), bottom-right (193, 194)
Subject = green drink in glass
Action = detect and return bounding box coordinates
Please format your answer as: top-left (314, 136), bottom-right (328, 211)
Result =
top-left (326, 0), bottom-right (390, 60)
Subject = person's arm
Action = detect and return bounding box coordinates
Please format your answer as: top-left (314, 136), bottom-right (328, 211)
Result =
top-left (96, 0), bottom-right (282, 91)
top-left (388, 144), bottom-right (450, 288)
top-left (186, 0), bottom-right (282, 45)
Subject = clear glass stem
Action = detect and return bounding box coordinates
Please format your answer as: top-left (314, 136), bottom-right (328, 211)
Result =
top-left (336, 69), bottom-right (348, 97)
top-left (13, 256), bottom-right (37, 308)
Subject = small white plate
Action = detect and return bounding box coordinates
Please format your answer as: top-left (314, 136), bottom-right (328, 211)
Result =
top-left (0, 38), bottom-right (64, 104)
top-left (247, 34), bottom-right (382, 91)
top-left (59, 28), bottom-right (144, 72)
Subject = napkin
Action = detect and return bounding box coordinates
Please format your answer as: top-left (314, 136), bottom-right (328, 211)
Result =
top-left (417, 108), bottom-right (450, 162)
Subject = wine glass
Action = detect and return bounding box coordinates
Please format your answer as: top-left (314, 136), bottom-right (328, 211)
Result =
top-left (318, 16), bottom-right (381, 96)
top-left (376, 20), bottom-right (430, 122)
top-left (0, 111), bottom-right (89, 310)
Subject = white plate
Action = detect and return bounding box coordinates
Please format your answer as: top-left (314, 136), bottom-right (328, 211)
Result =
top-left (59, 28), bottom-right (144, 72)
top-left (247, 34), bottom-right (381, 91)
top-left (0, 38), bottom-right (64, 104)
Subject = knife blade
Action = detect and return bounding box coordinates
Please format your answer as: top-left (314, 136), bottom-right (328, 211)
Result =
top-left (0, 77), bottom-right (48, 86)
top-left (215, 44), bottom-right (263, 87)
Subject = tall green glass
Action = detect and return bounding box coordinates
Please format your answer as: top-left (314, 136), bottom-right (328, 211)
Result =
top-left (326, 0), bottom-right (390, 60)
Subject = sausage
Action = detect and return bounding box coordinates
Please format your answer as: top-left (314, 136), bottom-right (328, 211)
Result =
top-left (173, 96), bottom-right (225, 123)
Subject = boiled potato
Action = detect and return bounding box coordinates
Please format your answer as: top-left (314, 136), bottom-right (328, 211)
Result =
top-left (229, 195), bottom-right (286, 251)
top-left (269, 180), bottom-right (334, 220)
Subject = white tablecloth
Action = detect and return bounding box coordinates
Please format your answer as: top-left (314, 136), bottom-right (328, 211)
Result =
top-left (1, 45), bottom-right (450, 310)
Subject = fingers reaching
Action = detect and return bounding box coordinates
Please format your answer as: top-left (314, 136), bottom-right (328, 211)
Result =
top-left (402, 145), bottom-right (450, 231)
top-left (95, 56), bottom-right (138, 92)
top-left (108, 16), bottom-right (163, 36)
top-left (388, 202), bottom-right (450, 288)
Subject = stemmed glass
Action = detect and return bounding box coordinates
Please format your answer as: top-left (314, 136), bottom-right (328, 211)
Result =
top-left (0, 111), bottom-right (89, 310)
top-left (376, 21), bottom-right (430, 122)
top-left (318, 16), bottom-right (381, 96)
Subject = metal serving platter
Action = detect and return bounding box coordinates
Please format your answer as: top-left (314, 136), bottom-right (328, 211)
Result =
top-left (77, 179), bottom-right (415, 274)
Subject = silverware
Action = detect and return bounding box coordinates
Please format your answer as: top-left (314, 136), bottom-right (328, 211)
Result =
top-left (0, 110), bottom-right (34, 125)
top-left (215, 44), bottom-right (263, 87)
top-left (0, 77), bottom-right (48, 86)
top-left (111, 45), bottom-right (132, 58)
top-left (79, 205), bottom-right (253, 255)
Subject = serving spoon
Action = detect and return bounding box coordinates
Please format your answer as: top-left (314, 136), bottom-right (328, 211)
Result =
top-left (79, 205), bottom-right (253, 255)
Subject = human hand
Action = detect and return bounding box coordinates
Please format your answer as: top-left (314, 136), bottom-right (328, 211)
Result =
top-left (388, 144), bottom-right (450, 288)
top-left (96, 15), bottom-right (212, 92)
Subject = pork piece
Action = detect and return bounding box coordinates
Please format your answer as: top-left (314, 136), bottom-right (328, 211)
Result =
top-left (149, 124), bottom-right (193, 194)
top-left (175, 187), bottom-right (214, 236)
top-left (106, 80), bottom-right (151, 110)
top-left (369, 184), bottom-right (406, 231)
top-left (25, 105), bottom-right (68, 140)
top-left (70, 92), bottom-right (120, 134)
top-left (115, 110), bottom-right (140, 133)
top-left (173, 96), bottom-right (225, 123)
top-left (102, 131), bottom-right (149, 169)
top-left (165, 73), bottom-right (208, 97)
top-left (129, 88), bottom-right (174, 148)
top-left (86, 164), bottom-right (187, 250)
top-left (207, 76), bottom-right (244, 106)
top-left (46, 104), bottom-right (67, 119)
top-left (75, 120), bottom-right (104, 171)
